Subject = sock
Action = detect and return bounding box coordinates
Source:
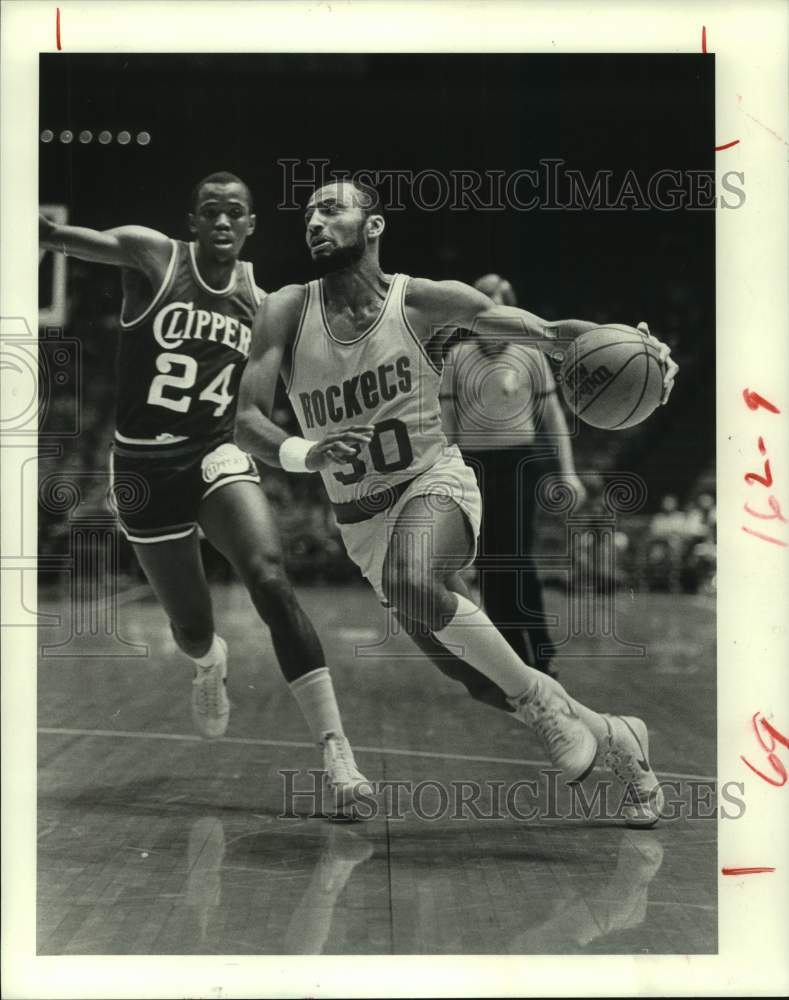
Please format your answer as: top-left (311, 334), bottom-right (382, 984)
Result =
top-left (191, 634), bottom-right (223, 668)
top-left (433, 593), bottom-right (557, 697)
top-left (433, 594), bottom-right (607, 742)
top-left (289, 667), bottom-right (344, 743)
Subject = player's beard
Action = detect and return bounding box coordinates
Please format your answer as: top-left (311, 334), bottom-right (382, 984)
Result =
top-left (311, 229), bottom-right (366, 276)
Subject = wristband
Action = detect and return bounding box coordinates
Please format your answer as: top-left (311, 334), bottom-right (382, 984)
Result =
top-left (278, 436), bottom-right (313, 473)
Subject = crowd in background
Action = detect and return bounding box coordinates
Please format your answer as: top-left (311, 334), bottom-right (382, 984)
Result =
top-left (643, 490), bottom-right (716, 594)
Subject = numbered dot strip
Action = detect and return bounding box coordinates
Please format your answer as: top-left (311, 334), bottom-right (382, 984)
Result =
top-left (41, 130), bottom-right (151, 145)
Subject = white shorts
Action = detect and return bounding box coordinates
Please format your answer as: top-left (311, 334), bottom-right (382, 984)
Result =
top-left (338, 445), bottom-right (482, 602)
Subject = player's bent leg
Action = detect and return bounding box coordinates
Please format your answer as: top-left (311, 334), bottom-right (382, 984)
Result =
top-left (381, 495), bottom-right (598, 783)
top-left (198, 480), bottom-right (325, 681)
top-left (394, 571), bottom-right (514, 713)
top-left (380, 495), bottom-right (663, 818)
top-left (396, 615), bottom-right (514, 712)
top-left (132, 534), bottom-right (229, 740)
top-left (198, 480), bottom-right (371, 809)
top-left (381, 495), bottom-right (474, 633)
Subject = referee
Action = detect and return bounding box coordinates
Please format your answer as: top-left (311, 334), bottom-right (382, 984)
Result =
top-left (440, 274), bottom-right (587, 677)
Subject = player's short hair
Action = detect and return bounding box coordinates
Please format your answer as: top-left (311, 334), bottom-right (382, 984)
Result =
top-left (190, 172), bottom-right (254, 212)
top-left (326, 177), bottom-right (383, 219)
top-left (350, 180), bottom-right (383, 219)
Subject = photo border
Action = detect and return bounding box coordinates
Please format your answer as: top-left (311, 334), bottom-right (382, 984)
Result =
top-left (2, 1), bottom-right (787, 996)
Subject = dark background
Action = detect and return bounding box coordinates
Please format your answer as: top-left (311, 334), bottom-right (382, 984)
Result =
top-left (39, 53), bottom-right (715, 577)
top-left (39, 54), bottom-right (715, 299)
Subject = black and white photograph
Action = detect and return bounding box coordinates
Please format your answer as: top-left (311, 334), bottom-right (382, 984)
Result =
top-left (2, 1), bottom-right (788, 997)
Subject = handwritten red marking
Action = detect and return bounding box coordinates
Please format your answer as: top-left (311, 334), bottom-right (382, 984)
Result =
top-left (56, 7), bottom-right (61, 50)
top-left (745, 459), bottom-right (773, 488)
top-left (741, 391), bottom-right (785, 543)
top-left (742, 525), bottom-right (788, 547)
top-left (741, 751), bottom-right (787, 784)
top-left (741, 712), bottom-right (789, 786)
top-left (721, 867), bottom-right (775, 875)
top-left (744, 496), bottom-right (788, 522)
top-left (743, 389), bottom-right (780, 414)
top-left (714, 139), bottom-right (740, 152)
top-left (759, 715), bottom-right (789, 751)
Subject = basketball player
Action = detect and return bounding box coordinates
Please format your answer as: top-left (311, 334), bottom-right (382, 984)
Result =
top-left (38, 173), bottom-right (370, 804)
top-left (235, 180), bottom-right (678, 826)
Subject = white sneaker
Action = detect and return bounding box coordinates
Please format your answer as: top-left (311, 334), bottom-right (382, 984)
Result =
top-left (509, 686), bottom-right (597, 783)
top-left (602, 715), bottom-right (664, 827)
top-left (320, 732), bottom-right (372, 813)
top-left (191, 636), bottom-right (229, 740)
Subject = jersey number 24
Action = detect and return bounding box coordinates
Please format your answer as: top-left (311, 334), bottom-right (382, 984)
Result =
top-left (147, 352), bottom-right (235, 417)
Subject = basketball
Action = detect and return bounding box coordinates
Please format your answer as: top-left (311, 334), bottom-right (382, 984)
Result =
top-left (559, 324), bottom-right (665, 430)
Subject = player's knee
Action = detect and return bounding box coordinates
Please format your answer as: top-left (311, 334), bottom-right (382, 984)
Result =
top-left (382, 555), bottom-right (415, 613)
top-left (241, 549), bottom-right (285, 585)
top-left (241, 553), bottom-right (294, 614)
top-left (383, 566), bottom-right (451, 632)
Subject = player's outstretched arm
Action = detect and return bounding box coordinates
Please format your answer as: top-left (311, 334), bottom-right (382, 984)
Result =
top-left (406, 278), bottom-right (677, 404)
top-left (38, 215), bottom-right (171, 277)
top-left (407, 277), bottom-right (597, 350)
top-left (235, 286), bottom-right (375, 470)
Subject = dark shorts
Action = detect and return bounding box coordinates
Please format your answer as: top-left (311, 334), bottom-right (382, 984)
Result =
top-left (109, 434), bottom-right (260, 544)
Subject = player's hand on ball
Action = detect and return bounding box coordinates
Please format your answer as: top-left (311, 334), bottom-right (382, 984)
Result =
top-left (305, 425), bottom-right (375, 471)
top-left (637, 322), bottom-right (678, 405)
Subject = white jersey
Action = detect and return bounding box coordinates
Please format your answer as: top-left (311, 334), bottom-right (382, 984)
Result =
top-left (286, 273), bottom-right (447, 504)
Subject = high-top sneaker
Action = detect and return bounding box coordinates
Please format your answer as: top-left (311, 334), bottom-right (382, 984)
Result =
top-left (320, 731), bottom-right (373, 813)
top-left (191, 636), bottom-right (230, 740)
top-left (509, 685), bottom-right (597, 783)
top-left (602, 715), bottom-right (664, 827)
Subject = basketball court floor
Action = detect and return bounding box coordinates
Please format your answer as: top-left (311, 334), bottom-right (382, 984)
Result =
top-left (37, 581), bottom-right (716, 955)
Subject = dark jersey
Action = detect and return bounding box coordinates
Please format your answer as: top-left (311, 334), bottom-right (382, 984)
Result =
top-left (115, 239), bottom-right (263, 443)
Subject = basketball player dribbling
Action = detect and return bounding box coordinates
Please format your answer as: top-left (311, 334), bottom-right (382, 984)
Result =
top-left (236, 180), bottom-right (679, 826)
top-left (39, 173), bottom-right (371, 805)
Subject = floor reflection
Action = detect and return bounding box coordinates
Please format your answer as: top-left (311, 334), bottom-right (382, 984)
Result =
top-left (176, 816), bottom-right (375, 954)
top-left (184, 816), bottom-right (226, 946)
top-left (510, 833), bottom-right (664, 953)
top-left (283, 823), bottom-right (375, 954)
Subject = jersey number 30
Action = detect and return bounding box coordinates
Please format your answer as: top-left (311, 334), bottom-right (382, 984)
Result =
top-left (147, 353), bottom-right (235, 417)
top-left (333, 418), bottom-right (414, 486)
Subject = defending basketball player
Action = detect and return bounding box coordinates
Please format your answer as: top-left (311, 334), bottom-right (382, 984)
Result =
top-left (38, 173), bottom-right (371, 805)
top-left (235, 180), bottom-right (679, 826)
